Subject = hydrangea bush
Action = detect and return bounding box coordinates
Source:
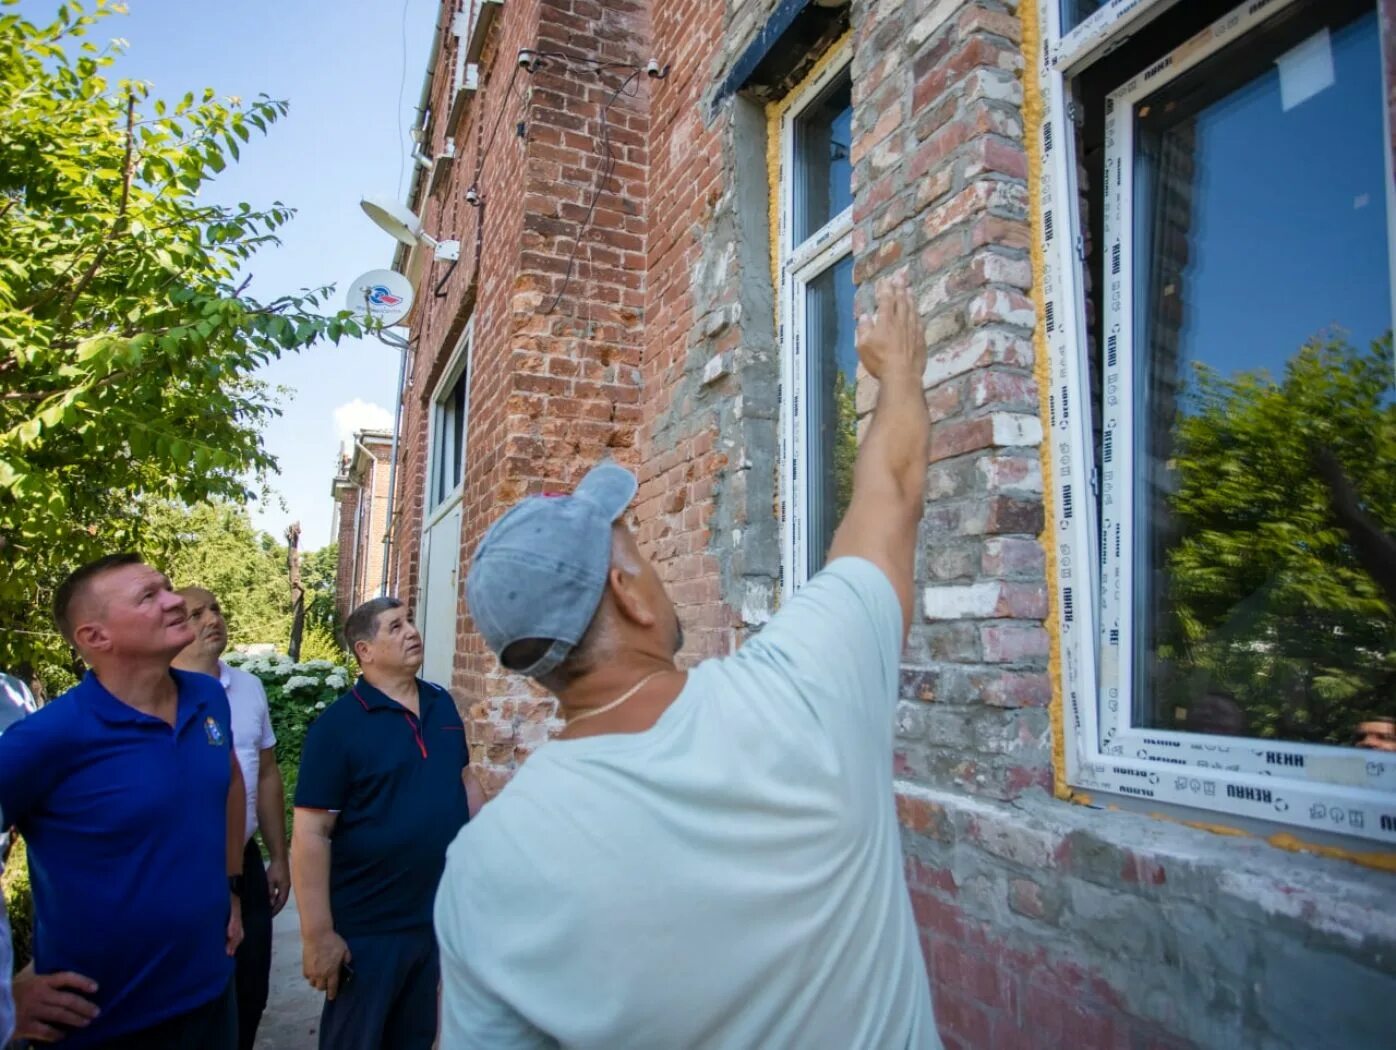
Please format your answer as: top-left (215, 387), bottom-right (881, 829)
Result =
top-left (224, 650), bottom-right (356, 830)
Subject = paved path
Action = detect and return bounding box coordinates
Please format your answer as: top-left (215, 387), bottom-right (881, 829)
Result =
top-left (254, 893), bottom-right (321, 1050)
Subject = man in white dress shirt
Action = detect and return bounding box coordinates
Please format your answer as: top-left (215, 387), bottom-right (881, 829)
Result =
top-left (173, 588), bottom-right (290, 1050)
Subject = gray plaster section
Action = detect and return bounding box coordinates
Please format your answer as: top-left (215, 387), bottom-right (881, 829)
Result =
top-left (650, 93), bottom-right (782, 626)
top-left (899, 781), bottom-right (1396, 1050)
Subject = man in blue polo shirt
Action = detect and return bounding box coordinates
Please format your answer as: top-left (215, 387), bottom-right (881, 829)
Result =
top-left (0, 553), bottom-right (247, 1048)
top-left (291, 596), bottom-right (478, 1050)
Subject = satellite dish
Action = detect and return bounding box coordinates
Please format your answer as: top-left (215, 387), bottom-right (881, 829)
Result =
top-left (346, 269), bottom-right (415, 326)
top-left (360, 197), bottom-right (423, 247)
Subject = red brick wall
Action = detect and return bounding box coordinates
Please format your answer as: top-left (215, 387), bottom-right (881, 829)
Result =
top-left (635, 0), bottom-right (734, 660)
top-left (383, 4), bottom-right (1396, 1047)
top-left (393, 0), bottom-right (653, 794)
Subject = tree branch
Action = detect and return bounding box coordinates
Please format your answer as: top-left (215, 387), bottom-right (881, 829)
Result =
top-left (54, 91), bottom-right (138, 323)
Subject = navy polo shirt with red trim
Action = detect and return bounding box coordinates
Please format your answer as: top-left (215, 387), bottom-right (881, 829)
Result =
top-left (0, 670), bottom-right (234, 1048)
top-left (295, 677), bottom-right (470, 936)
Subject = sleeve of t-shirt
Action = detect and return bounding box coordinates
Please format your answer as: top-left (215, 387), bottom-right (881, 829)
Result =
top-left (0, 709), bottom-right (65, 829)
top-left (735, 557), bottom-right (903, 724)
top-left (294, 715), bottom-right (348, 811)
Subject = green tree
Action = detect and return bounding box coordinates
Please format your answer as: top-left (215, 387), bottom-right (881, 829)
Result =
top-left (142, 499), bottom-right (291, 647)
top-left (302, 541), bottom-right (340, 636)
top-left (1158, 334), bottom-right (1396, 743)
top-left (0, 1), bottom-right (360, 675)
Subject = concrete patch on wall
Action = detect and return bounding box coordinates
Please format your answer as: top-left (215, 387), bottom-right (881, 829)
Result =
top-left (898, 780), bottom-right (1396, 1049)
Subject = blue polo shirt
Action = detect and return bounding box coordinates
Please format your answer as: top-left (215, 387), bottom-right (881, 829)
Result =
top-left (295, 677), bottom-right (470, 937)
top-left (0, 670), bottom-right (234, 1047)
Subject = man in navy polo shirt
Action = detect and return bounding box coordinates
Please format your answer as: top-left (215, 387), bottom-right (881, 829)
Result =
top-left (291, 596), bottom-right (478, 1050)
top-left (0, 554), bottom-right (247, 1049)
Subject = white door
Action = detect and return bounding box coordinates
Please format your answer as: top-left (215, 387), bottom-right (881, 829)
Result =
top-left (418, 330), bottom-right (471, 686)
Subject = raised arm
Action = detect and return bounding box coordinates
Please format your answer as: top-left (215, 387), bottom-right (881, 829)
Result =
top-left (827, 273), bottom-right (931, 635)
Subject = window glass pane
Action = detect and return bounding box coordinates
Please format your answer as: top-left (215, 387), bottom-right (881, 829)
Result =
top-left (805, 253), bottom-right (857, 577)
top-left (430, 370), bottom-right (468, 509)
top-left (1062, 0), bottom-right (1106, 34)
top-left (794, 73), bottom-right (852, 244)
top-left (1131, 8), bottom-right (1395, 748)
top-left (450, 371), bottom-right (467, 490)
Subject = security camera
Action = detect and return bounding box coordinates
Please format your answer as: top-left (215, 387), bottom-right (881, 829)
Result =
top-left (465, 186), bottom-right (482, 207)
top-left (518, 48), bottom-right (538, 70)
top-left (645, 58), bottom-right (669, 79)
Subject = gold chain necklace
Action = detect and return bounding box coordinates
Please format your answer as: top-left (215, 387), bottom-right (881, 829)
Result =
top-left (564, 671), bottom-right (665, 727)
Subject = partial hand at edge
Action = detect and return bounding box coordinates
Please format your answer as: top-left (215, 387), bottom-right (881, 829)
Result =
top-left (266, 856), bottom-right (291, 917)
top-left (13, 968), bottom-right (100, 1043)
top-left (303, 928), bottom-right (351, 1001)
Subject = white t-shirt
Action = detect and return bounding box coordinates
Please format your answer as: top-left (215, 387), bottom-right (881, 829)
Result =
top-left (220, 662), bottom-right (277, 843)
top-left (435, 558), bottom-right (939, 1049)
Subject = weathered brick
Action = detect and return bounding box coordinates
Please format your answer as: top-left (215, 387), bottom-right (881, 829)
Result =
top-left (982, 536), bottom-right (1046, 577)
top-left (924, 580), bottom-right (1048, 621)
top-left (980, 623), bottom-right (1050, 663)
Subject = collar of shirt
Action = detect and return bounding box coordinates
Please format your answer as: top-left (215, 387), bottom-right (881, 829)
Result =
top-left (79, 670), bottom-right (211, 733)
top-left (350, 676), bottom-right (439, 715)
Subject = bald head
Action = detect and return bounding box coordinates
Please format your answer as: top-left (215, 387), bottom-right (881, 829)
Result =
top-left (173, 586), bottom-right (229, 669)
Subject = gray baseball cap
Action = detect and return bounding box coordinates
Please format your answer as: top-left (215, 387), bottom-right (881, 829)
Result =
top-left (466, 460), bottom-right (637, 678)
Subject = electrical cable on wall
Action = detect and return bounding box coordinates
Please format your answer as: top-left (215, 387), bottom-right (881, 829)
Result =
top-left (461, 45), bottom-right (668, 313)
top-left (540, 65), bottom-right (642, 316)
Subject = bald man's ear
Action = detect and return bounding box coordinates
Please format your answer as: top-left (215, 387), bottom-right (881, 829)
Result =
top-left (607, 564), bottom-right (658, 629)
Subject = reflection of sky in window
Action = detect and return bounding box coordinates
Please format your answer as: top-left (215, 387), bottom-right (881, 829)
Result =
top-left (1170, 13), bottom-right (1390, 389)
top-left (829, 103), bottom-right (852, 218)
top-left (795, 76), bottom-right (853, 242)
top-left (1062, 0), bottom-right (1106, 35)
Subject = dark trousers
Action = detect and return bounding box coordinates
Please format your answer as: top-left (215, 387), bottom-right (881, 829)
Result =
top-left (318, 928), bottom-right (438, 1050)
top-left (235, 838), bottom-right (273, 1050)
top-left (96, 978), bottom-right (236, 1050)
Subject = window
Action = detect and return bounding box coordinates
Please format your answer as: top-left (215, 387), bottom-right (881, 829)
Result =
top-left (777, 52), bottom-right (856, 591)
top-left (1060, 0), bottom-right (1107, 35)
top-left (1040, 0), bottom-right (1396, 841)
top-left (430, 365), bottom-right (467, 510)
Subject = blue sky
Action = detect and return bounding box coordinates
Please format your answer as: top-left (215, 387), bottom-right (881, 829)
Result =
top-left (23, 0), bottom-right (438, 549)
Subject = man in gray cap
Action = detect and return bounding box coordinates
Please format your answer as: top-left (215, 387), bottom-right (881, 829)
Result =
top-left (435, 275), bottom-right (941, 1048)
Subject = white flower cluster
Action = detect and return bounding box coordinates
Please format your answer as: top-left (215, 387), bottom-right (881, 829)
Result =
top-left (234, 653), bottom-right (297, 678)
top-left (225, 648), bottom-right (353, 703)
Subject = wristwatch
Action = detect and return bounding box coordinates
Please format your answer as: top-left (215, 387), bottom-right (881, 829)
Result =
top-left (228, 874), bottom-right (245, 897)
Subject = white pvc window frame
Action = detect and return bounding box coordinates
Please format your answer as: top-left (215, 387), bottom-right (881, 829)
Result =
top-left (423, 321), bottom-right (474, 528)
top-left (777, 44), bottom-right (855, 595)
top-left (1035, 0), bottom-right (1396, 843)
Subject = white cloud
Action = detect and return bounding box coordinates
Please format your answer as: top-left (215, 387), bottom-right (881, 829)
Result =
top-left (333, 398), bottom-right (393, 449)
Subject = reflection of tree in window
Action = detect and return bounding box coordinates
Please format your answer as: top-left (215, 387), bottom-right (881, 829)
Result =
top-left (1155, 337), bottom-right (1395, 745)
top-left (1129, 4), bottom-right (1394, 744)
top-left (806, 254), bottom-right (856, 576)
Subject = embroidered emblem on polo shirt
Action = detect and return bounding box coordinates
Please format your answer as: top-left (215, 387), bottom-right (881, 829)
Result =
top-left (204, 716), bottom-right (226, 746)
